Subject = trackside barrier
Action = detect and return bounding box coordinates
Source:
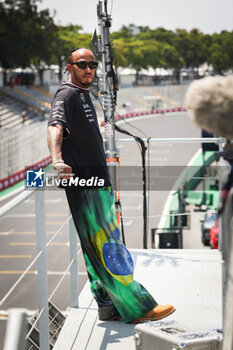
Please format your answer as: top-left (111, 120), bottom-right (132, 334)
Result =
top-left (0, 120), bottom-right (50, 182)
top-left (100, 107), bottom-right (186, 126)
top-left (0, 189), bottom-right (35, 217)
top-left (0, 156), bottom-right (52, 192)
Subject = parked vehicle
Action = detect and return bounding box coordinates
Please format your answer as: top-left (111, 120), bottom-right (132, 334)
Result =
top-left (201, 210), bottom-right (217, 246)
top-left (209, 219), bottom-right (219, 249)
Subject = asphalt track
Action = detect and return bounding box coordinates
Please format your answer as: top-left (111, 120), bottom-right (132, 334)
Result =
top-left (0, 112), bottom-right (202, 347)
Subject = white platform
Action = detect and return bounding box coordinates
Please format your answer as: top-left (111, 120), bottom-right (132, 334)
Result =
top-left (53, 249), bottom-right (222, 350)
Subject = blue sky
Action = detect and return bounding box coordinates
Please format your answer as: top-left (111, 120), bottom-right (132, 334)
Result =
top-left (39, 0), bottom-right (233, 34)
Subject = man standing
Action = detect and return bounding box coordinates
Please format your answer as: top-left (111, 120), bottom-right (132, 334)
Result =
top-left (47, 47), bottom-right (175, 323)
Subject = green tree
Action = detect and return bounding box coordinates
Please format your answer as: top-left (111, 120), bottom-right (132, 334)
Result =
top-left (137, 27), bottom-right (174, 45)
top-left (1, 7), bottom-right (233, 84)
top-left (0, 0), bottom-right (57, 84)
top-left (50, 25), bottom-right (92, 81)
top-left (143, 42), bottom-right (162, 68)
top-left (200, 33), bottom-right (213, 61)
top-left (112, 38), bottom-right (128, 68)
top-left (125, 40), bottom-right (150, 85)
top-left (219, 31), bottom-right (233, 70)
top-left (174, 28), bottom-right (206, 76)
top-left (206, 31), bottom-right (233, 74)
top-left (208, 43), bottom-right (229, 74)
top-left (112, 24), bottom-right (137, 40)
top-left (160, 43), bottom-right (183, 82)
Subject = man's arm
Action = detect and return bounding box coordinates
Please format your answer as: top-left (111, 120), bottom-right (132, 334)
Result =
top-left (47, 124), bottom-right (73, 179)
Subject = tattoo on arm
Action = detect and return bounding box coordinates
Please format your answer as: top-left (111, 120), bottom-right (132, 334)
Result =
top-left (47, 124), bottom-right (64, 162)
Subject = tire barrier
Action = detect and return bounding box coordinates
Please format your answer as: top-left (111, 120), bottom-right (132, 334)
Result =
top-left (100, 107), bottom-right (186, 126)
top-left (0, 156), bottom-right (51, 191)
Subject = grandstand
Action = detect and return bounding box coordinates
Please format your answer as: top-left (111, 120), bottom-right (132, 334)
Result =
top-left (0, 88), bottom-right (46, 129)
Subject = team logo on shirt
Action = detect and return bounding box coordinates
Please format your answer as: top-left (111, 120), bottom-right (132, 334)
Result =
top-left (55, 100), bottom-right (64, 106)
top-left (80, 93), bottom-right (85, 103)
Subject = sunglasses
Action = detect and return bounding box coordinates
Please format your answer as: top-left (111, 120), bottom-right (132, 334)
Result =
top-left (70, 61), bottom-right (99, 69)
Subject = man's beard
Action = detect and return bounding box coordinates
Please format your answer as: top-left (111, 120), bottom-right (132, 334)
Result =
top-left (73, 71), bottom-right (92, 88)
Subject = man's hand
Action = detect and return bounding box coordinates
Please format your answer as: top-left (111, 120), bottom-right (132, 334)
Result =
top-left (53, 163), bottom-right (74, 180)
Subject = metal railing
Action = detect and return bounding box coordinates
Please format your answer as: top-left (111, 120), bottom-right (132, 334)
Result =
top-left (3, 309), bottom-right (27, 350)
top-left (0, 188), bottom-right (78, 350)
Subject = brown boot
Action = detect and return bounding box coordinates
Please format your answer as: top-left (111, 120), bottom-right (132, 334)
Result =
top-left (130, 304), bottom-right (176, 324)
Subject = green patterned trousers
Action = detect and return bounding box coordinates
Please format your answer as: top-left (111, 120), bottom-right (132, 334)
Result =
top-left (65, 187), bottom-right (157, 323)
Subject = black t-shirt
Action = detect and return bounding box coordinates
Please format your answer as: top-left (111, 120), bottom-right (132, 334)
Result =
top-left (48, 82), bottom-right (111, 187)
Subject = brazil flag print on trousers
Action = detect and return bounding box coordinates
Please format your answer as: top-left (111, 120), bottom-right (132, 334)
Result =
top-left (65, 187), bottom-right (157, 323)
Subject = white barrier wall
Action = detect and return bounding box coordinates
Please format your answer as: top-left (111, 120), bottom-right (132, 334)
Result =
top-left (0, 121), bottom-right (49, 179)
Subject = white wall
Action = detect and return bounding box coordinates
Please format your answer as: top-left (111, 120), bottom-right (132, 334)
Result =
top-left (118, 74), bottom-right (135, 86)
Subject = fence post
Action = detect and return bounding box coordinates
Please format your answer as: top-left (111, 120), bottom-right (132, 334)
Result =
top-left (3, 308), bottom-right (27, 350)
top-left (69, 213), bottom-right (79, 308)
top-left (223, 189), bottom-right (233, 349)
top-left (35, 190), bottom-right (50, 350)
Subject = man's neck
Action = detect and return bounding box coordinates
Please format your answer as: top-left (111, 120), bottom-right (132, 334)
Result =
top-left (65, 80), bottom-right (90, 91)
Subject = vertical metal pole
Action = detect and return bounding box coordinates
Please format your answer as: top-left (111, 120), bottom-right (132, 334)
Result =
top-left (97, 0), bottom-right (118, 195)
top-left (142, 149), bottom-right (147, 248)
top-left (35, 190), bottom-right (50, 350)
top-left (217, 138), bottom-right (233, 333)
top-left (69, 213), bottom-right (79, 308)
top-left (223, 190), bottom-right (233, 349)
top-left (3, 308), bottom-right (27, 350)
top-left (221, 186), bottom-right (232, 332)
top-left (218, 141), bottom-right (224, 252)
top-left (217, 141), bottom-right (227, 329)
